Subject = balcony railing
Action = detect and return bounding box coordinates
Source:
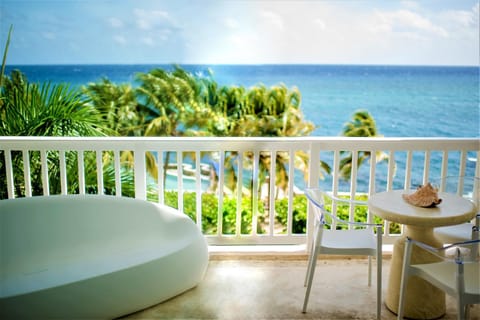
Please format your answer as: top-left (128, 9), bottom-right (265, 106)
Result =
top-left (1, 137), bottom-right (478, 247)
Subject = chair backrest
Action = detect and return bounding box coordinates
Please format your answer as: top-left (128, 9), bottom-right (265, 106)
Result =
top-left (410, 238), bottom-right (480, 264)
top-left (305, 188), bottom-right (370, 230)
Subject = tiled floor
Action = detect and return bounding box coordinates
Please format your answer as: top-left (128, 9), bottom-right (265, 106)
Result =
top-left (120, 256), bottom-right (479, 320)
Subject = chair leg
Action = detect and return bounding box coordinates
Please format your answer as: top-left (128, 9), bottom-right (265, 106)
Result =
top-left (457, 296), bottom-right (465, 320)
top-left (303, 244), bottom-right (320, 313)
top-left (464, 304), bottom-right (470, 320)
top-left (376, 252), bottom-right (382, 320)
top-left (304, 237), bottom-right (316, 287)
top-left (376, 225), bottom-right (382, 320)
top-left (368, 256), bottom-right (372, 287)
top-left (397, 278), bottom-right (407, 319)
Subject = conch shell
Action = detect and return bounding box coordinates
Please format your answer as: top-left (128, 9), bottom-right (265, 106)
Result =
top-left (402, 183), bottom-right (442, 208)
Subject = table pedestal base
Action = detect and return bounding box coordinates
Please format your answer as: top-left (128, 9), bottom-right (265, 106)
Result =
top-left (385, 226), bottom-right (446, 320)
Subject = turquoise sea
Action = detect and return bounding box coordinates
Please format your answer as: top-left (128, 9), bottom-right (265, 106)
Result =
top-left (4, 64), bottom-right (479, 191)
top-left (5, 64), bottom-right (479, 138)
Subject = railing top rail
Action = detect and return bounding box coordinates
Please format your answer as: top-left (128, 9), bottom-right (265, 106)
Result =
top-left (0, 136), bottom-right (478, 151)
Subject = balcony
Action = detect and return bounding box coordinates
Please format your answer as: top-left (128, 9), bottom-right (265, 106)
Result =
top-left (1, 136), bottom-right (479, 319)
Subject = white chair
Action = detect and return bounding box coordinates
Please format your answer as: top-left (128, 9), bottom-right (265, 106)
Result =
top-left (302, 188), bottom-right (382, 320)
top-left (433, 176), bottom-right (479, 243)
top-left (397, 237), bottom-right (480, 320)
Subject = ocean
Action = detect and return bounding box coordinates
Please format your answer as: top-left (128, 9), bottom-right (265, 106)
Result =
top-left (5, 64), bottom-right (479, 138)
top-left (4, 64), bottom-right (479, 191)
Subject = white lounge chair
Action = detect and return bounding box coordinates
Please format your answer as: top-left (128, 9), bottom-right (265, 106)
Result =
top-left (397, 237), bottom-right (480, 320)
top-left (302, 188), bottom-right (382, 320)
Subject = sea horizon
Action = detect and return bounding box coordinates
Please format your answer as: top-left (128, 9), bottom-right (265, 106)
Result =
top-left (6, 62), bottom-right (479, 68)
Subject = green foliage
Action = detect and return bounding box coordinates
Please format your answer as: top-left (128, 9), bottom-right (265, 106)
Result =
top-left (82, 78), bottom-right (143, 136)
top-left (275, 195), bottom-right (308, 234)
top-left (339, 110), bottom-right (389, 180)
top-left (162, 191), bottom-right (268, 235)
top-left (0, 25), bottom-right (13, 89)
top-left (0, 71), bottom-right (107, 136)
top-left (155, 191), bottom-right (402, 236)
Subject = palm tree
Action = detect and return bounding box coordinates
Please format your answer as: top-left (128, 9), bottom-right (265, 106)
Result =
top-left (339, 109), bottom-right (388, 180)
top-left (0, 25), bottom-right (13, 90)
top-left (0, 71), bottom-right (106, 136)
top-left (0, 70), bottom-right (110, 199)
top-left (135, 66), bottom-right (217, 188)
top-left (207, 83), bottom-right (323, 198)
top-left (82, 78), bottom-right (143, 136)
top-left (342, 109), bottom-right (379, 137)
top-left (136, 66), bottom-right (214, 137)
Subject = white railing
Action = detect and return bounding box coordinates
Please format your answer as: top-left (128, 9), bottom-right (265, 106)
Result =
top-left (1, 137), bottom-right (479, 247)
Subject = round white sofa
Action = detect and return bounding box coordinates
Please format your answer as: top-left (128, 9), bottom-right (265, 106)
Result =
top-left (0, 195), bottom-right (209, 319)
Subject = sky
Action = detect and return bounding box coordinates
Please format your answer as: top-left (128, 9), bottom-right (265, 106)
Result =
top-left (1, 0), bottom-right (479, 66)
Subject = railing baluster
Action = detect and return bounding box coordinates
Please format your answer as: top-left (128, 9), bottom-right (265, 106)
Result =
top-left (307, 143), bottom-right (320, 249)
top-left (387, 150), bottom-right (395, 191)
top-left (458, 150), bottom-right (467, 178)
top-left (59, 150), bottom-right (67, 195)
top-left (40, 149), bottom-right (49, 196)
top-left (78, 151), bottom-right (85, 195)
top-left (96, 150), bottom-right (104, 195)
top-left (177, 152), bottom-right (183, 212)
top-left (235, 151), bottom-right (243, 236)
top-left (287, 149), bottom-right (294, 235)
top-left (5, 150), bottom-right (14, 199)
top-left (440, 151), bottom-right (448, 180)
top-left (268, 150), bottom-right (275, 236)
top-left (476, 151), bottom-right (480, 177)
top-left (368, 150), bottom-right (376, 224)
top-left (386, 150), bottom-right (397, 237)
top-left (423, 150), bottom-right (431, 183)
top-left (331, 150), bottom-right (340, 229)
top-left (404, 150), bottom-right (413, 189)
top-left (217, 150), bottom-right (225, 237)
top-left (22, 150), bottom-right (32, 197)
top-left (157, 150), bottom-right (164, 204)
top-left (349, 150), bottom-right (359, 227)
top-left (252, 150), bottom-right (260, 236)
top-left (456, 175), bottom-right (464, 196)
top-left (195, 151), bottom-right (202, 228)
top-left (133, 149), bottom-right (146, 200)
top-left (114, 150), bottom-right (121, 197)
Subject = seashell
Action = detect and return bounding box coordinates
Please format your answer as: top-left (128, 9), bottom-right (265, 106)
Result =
top-left (402, 183), bottom-right (442, 208)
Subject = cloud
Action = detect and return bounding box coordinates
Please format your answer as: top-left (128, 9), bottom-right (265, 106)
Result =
top-left (113, 35), bottom-right (127, 45)
top-left (439, 3), bottom-right (479, 29)
top-left (224, 17), bottom-right (239, 29)
top-left (399, 1), bottom-right (421, 11)
top-left (373, 9), bottom-right (448, 38)
top-left (313, 18), bottom-right (326, 30)
top-left (108, 17), bottom-right (124, 28)
top-left (261, 11), bottom-right (284, 30)
top-left (134, 8), bottom-right (177, 30)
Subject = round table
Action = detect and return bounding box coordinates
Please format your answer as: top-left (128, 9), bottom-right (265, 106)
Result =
top-left (368, 190), bottom-right (477, 320)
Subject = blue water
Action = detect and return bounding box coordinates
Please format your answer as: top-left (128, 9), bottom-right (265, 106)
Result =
top-left (6, 64), bottom-right (479, 138)
top-left (4, 64), bottom-right (479, 191)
